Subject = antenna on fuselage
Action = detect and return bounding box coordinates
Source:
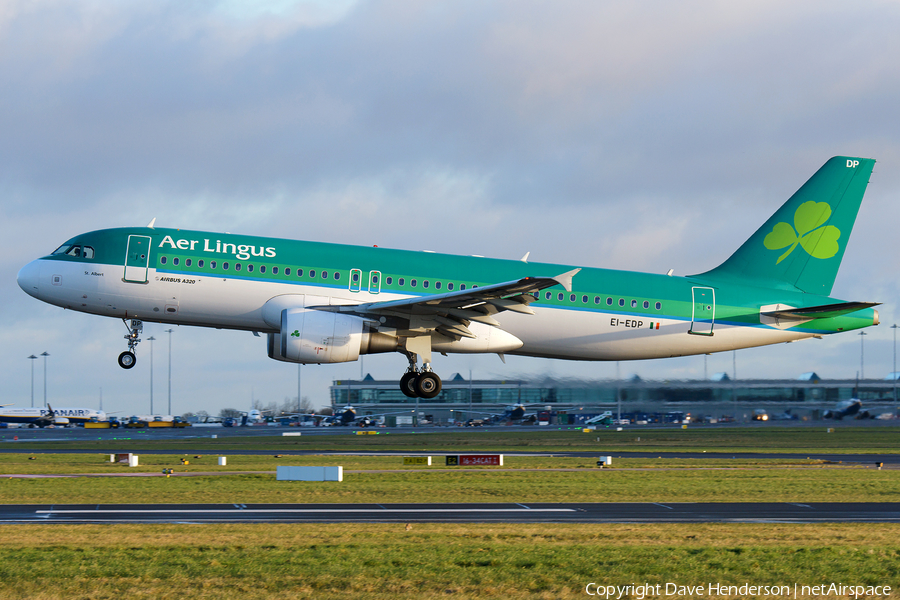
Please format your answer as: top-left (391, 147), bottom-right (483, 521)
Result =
top-left (147, 218), bottom-right (157, 229)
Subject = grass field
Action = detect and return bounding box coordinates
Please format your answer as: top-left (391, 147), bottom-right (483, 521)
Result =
top-left (1, 453), bottom-right (897, 504)
top-left (2, 427), bottom-right (898, 598)
top-left (0, 524), bottom-right (896, 599)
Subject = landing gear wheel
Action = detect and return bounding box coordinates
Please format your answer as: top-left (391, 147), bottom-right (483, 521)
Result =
top-left (415, 372), bottom-right (442, 399)
top-left (400, 372), bottom-right (419, 398)
top-left (118, 351), bottom-right (137, 369)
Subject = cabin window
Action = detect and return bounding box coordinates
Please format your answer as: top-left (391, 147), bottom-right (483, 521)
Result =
top-left (198, 260), bottom-right (204, 268)
top-left (259, 265), bottom-right (266, 274)
top-left (631, 299), bottom-right (637, 308)
top-left (656, 302), bottom-right (662, 310)
top-left (185, 259), bottom-right (192, 267)
top-left (570, 294), bottom-right (576, 302)
top-left (234, 263), bottom-right (241, 271)
top-left (247, 264), bottom-right (254, 272)
top-left (309, 270), bottom-right (315, 278)
top-left (618, 298), bottom-right (625, 307)
top-left (606, 297), bottom-right (613, 306)
top-left (222, 262), bottom-right (229, 270)
top-left (545, 292), bottom-right (552, 300)
top-left (321, 271), bottom-right (328, 279)
top-left (594, 296), bottom-right (600, 304)
top-left (211, 261), bottom-right (217, 269)
top-left (435, 281), bottom-right (442, 290)
top-left (582, 295), bottom-right (588, 303)
top-left (411, 279), bottom-right (417, 287)
top-left (398, 278), bottom-right (405, 286)
top-left (296, 269), bottom-right (303, 277)
top-left (386, 276), bottom-right (393, 285)
top-left (334, 272), bottom-right (340, 280)
top-left (643, 301), bottom-right (649, 309)
top-left (160, 256), bottom-right (167, 265)
top-left (460, 284), bottom-right (466, 290)
top-left (283, 267), bottom-right (289, 275)
top-left (272, 266), bottom-right (277, 274)
top-left (423, 280), bottom-right (429, 289)
top-left (448, 283), bottom-right (454, 291)
top-left (557, 293), bottom-right (564, 301)
top-left (173, 258), bottom-right (179, 266)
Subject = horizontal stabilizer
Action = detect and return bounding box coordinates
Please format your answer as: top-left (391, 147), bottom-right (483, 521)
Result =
top-left (762, 301), bottom-right (880, 320)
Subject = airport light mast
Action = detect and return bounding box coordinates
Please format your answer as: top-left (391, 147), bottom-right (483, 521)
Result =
top-left (41, 351), bottom-right (49, 407)
top-left (148, 336), bottom-right (156, 414)
top-left (27, 354), bottom-right (37, 408)
top-left (165, 329), bottom-right (173, 416)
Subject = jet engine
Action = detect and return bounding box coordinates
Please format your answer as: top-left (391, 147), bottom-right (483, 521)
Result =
top-left (267, 308), bottom-right (398, 364)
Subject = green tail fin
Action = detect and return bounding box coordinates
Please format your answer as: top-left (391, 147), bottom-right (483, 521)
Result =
top-left (696, 156), bottom-right (875, 295)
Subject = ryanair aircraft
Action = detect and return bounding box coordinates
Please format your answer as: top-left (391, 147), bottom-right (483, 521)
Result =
top-left (17, 157), bottom-right (879, 399)
top-left (0, 405), bottom-right (106, 428)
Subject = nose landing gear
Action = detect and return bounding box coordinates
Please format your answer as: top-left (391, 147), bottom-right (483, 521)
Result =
top-left (398, 352), bottom-right (442, 399)
top-left (118, 318), bottom-right (143, 369)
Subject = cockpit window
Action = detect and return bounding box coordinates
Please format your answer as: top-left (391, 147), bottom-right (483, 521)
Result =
top-left (51, 244), bottom-right (94, 259)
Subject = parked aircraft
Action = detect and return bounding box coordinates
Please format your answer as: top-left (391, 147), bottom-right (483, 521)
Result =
top-left (823, 399), bottom-right (866, 419)
top-left (0, 405), bottom-right (106, 428)
top-left (17, 157), bottom-right (879, 397)
top-left (455, 403), bottom-right (556, 424)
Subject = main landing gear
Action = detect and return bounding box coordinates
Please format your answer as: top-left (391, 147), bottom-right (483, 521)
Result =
top-left (118, 318), bottom-right (142, 369)
top-left (399, 352), bottom-right (442, 399)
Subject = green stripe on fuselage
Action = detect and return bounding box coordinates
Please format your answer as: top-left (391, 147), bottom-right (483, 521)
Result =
top-left (45, 226), bottom-right (875, 336)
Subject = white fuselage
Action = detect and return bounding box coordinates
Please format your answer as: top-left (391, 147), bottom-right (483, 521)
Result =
top-left (18, 257), bottom-right (810, 362)
top-left (0, 407), bottom-right (106, 425)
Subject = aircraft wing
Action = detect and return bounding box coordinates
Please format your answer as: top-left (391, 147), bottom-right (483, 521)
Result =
top-left (328, 269), bottom-right (580, 339)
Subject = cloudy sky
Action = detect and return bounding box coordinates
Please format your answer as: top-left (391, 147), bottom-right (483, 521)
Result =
top-left (3, 0), bottom-right (900, 416)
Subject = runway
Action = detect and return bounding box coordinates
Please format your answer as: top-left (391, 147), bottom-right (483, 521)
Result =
top-left (2, 502), bottom-right (899, 524)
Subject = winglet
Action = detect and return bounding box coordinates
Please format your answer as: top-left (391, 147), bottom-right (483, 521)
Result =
top-left (520, 252), bottom-right (530, 263)
top-left (553, 268), bottom-right (581, 292)
top-left (147, 218), bottom-right (157, 229)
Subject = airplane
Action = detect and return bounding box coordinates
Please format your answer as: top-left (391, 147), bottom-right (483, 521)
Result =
top-left (823, 398), bottom-right (868, 420)
top-left (771, 408), bottom-right (799, 421)
top-left (453, 403), bottom-right (554, 424)
top-left (240, 409), bottom-right (271, 425)
top-left (17, 157), bottom-right (879, 396)
top-left (0, 405), bottom-right (107, 428)
top-left (311, 405), bottom-right (413, 427)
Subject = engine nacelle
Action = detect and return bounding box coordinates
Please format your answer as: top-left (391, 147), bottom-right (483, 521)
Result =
top-left (267, 308), bottom-right (398, 364)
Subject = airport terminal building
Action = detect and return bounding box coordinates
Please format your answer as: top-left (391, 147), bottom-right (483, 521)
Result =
top-left (329, 372), bottom-right (900, 423)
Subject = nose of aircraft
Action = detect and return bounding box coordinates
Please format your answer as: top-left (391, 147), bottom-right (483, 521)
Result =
top-left (17, 260), bottom-right (42, 298)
